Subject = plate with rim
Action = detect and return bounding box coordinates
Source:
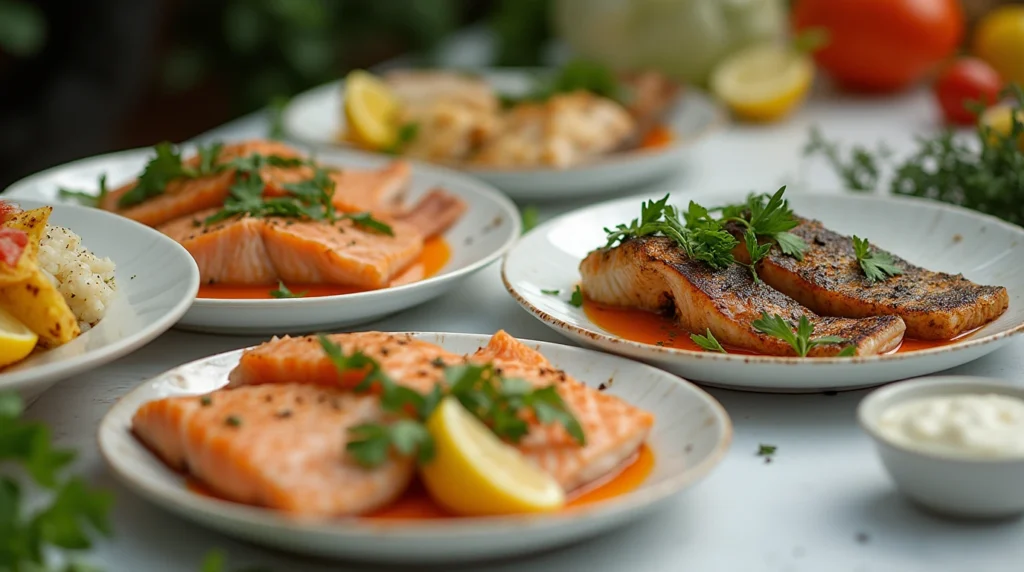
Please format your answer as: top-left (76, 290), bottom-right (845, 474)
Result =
top-left (0, 198), bottom-right (198, 402)
top-left (4, 145), bottom-right (521, 335)
top-left (501, 191), bottom-right (1024, 393)
top-left (281, 68), bottom-right (726, 201)
top-left (97, 332), bottom-right (732, 563)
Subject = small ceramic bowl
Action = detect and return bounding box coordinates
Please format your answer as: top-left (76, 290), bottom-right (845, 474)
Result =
top-left (858, 376), bottom-right (1024, 520)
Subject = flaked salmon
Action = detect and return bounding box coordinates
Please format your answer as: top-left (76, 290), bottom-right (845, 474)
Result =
top-left (158, 209), bottom-right (424, 288)
top-left (580, 237), bottom-right (906, 356)
top-left (737, 218), bottom-right (1010, 340)
top-left (131, 383), bottom-right (414, 517)
top-left (395, 188), bottom-right (467, 239)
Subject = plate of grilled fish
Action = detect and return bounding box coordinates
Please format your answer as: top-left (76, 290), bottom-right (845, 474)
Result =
top-left (98, 330), bottom-right (731, 562)
top-left (4, 139), bottom-right (520, 334)
top-left (502, 188), bottom-right (1022, 392)
top-left (281, 65), bottom-right (725, 200)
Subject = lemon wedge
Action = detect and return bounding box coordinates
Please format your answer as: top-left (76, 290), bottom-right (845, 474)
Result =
top-left (0, 306), bottom-right (38, 368)
top-left (419, 396), bottom-right (565, 516)
top-left (343, 70), bottom-right (401, 150)
top-left (710, 43), bottom-right (814, 123)
top-left (981, 105), bottom-right (1024, 151)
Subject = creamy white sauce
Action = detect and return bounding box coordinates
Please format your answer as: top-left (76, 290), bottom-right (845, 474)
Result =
top-left (877, 393), bottom-right (1024, 459)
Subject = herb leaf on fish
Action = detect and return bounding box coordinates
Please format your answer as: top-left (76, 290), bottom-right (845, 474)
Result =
top-left (118, 141), bottom-right (228, 208)
top-left (382, 122), bottom-right (420, 155)
top-left (569, 285), bottom-right (584, 307)
top-left (58, 174), bottom-right (109, 207)
top-left (268, 281), bottom-right (307, 299)
top-left (715, 187), bottom-right (809, 262)
top-left (751, 313), bottom-right (851, 357)
top-left (690, 329), bottom-right (727, 353)
top-left (852, 235), bottom-right (903, 284)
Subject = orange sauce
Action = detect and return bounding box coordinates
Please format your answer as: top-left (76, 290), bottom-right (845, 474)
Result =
top-left (583, 298), bottom-right (978, 355)
top-left (185, 444), bottom-right (655, 520)
top-left (640, 124), bottom-right (674, 149)
top-left (196, 237), bottom-right (450, 299)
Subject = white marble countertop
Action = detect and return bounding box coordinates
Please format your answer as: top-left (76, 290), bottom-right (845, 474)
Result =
top-left (24, 31), bottom-right (1024, 572)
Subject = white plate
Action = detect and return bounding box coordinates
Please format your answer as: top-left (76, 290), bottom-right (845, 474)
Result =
top-left (0, 199), bottom-right (198, 402)
top-left (4, 147), bottom-right (521, 335)
top-left (281, 69), bottom-right (725, 201)
top-left (502, 191), bottom-right (1024, 393)
top-left (98, 333), bottom-right (731, 563)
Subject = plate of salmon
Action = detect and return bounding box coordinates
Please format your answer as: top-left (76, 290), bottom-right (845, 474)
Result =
top-left (0, 198), bottom-right (198, 401)
top-left (281, 65), bottom-right (724, 200)
top-left (502, 188), bottom-right (1024, 392)
top-left (5, 139), bottom-right (520, 334)
top-left (97, 330), bottom-right (731, 562)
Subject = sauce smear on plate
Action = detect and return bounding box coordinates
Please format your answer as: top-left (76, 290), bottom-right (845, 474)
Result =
top-left (640, 125), bottom-right (674, 149)
top-left (197, 237), bottom-right (450, 299)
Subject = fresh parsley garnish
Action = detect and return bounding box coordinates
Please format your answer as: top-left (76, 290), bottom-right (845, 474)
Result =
top-left (541, 289), bottom-right (560, 295)
top-left (715, 186), bottom-right (809, 263)
top-left (204, 159), bottom-right (336, 226)
top-left (0, 392), bottom-right (113, 570)
top-left (268, 281), bottom-right (307, 299)
top-left (751, 312), bottom-right (852, 357)
top-left (757, 444), bottom-right (777, 457)
top-left (382, 122), bottom-right (420, 155)
top-left (803, 126), bottom-right (889, 192)
top-left (569, 285), bottom-right (584, 307)
top-left (521, 205), bottom-right (539, 233)
top-left (317, 335), bottom-right (585, 468)
top-left (500, 59), bottom-right (628, 107)
top-left (852, 236), bottom-right (903, 284)
top-left (341, 211), bottom-right (394, 236)
top-left (58, 174), bottom-right (109, 207)
top-left (690, 329), bottom-right (727, 353)
top-left (118, 141), bottom-right (226, 207)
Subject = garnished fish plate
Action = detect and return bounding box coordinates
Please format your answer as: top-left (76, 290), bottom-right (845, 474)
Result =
top-left (98, 332), bottom-right (731, 563)
top-left (502, 191), bottom-right (1024, 392)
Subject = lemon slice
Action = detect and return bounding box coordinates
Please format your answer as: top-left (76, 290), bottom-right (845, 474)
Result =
top-left (343, 70), bottom-right (401, 150)
top-left (0, 306), bottom-right (38, 368)
top-left (710, 43), bottom-right (814, 123)
top-left (419, 396), bottom-right (565, 516)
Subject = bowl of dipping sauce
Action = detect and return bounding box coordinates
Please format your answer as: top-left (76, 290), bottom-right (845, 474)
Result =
top-left (858, 376), bottom-right (1024, 519)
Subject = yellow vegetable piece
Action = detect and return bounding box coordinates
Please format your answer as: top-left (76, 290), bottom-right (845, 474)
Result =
top-left (343, 70), bottom-right (402, 150)
top-left (710, 43), bottom-right (814, 123)
top-left (981, 104), bottom-right (1024, 152)
top-left (0, 206), bottom-right (50, 287)
top-left (419, 397), bottom-right (565, 516)
top-left (0, 306), bottom-right (38, 369)
top-left (973, 6), bottom-right (1024, 87)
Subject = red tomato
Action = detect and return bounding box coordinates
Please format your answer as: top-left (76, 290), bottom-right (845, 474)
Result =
top-left (792, 0), bottom-right (965, 92)
top-left (933, 58), bottom-right (1004, 125)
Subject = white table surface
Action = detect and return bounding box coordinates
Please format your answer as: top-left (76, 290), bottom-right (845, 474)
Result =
top-left (25, 31), bottom-right (1024, 572)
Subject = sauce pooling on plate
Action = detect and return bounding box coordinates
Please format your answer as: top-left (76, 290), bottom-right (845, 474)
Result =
top-left (877, 394), bottom-right (1024, 459)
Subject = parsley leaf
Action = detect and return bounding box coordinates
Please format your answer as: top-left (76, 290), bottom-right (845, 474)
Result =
top-left (204, 159), bottom-right (340, 227)
top-left (342, 212), bottom-right (394, 236)
top-left (569, 285), bottom-right (584, 307)
top-left (521, 205), bottom-right (539, 233)
top-left (852, 236), bottom-right (903, 284)
top-left (757, 444), bottom-right (777, 457)
top-left (58, 175), bottom-right (109, 208)
top-left (803, 125), bottom-right (889, 192)
top-left (541, 289), bottom-right (560, 295)
top-left (751, 313), bottom-right (851, 357)
top-left (268, 281), bottom-right (306, 299)
top-left (690, 329), bottom-right (727, 353)
top-left (500, 59), bottom-right (627, 107)
top-left (382, 122), bottom-right (420, 155)
top-left (742, 231), bottom-right (773, 283)
top-left (717, 187), bottom-right (809, 262)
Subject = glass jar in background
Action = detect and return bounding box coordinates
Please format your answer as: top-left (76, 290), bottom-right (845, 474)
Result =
top-left (553, 0), bottom-right (787, 86)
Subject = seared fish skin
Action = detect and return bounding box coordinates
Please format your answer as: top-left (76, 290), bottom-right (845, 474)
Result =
top-left (580, 237), bottom-right (906, 356)
top-left (740, 218), bottom-right (1009, 340)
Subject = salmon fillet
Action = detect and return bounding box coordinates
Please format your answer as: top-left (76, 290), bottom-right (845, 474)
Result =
top-left (228, 330), bottom-right (654, 492)
top-left (580, 237), bottom-right (906, 356)
top-left (158, 209), bottom-right (424, 288)
top-left (737, 218), bottom-right (1010, 340)
top-left (394, 188), bottom-right (467, 239)
top-left (131, 383), bottom-right (415, 517)
top-left (327, 160), bottom-right (411, 216)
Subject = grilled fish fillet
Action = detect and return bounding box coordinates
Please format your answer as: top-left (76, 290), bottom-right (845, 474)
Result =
top-left (580, 237), bottom-right (906, 356)
top-left (227, 330), bottom-right (654, 492)
top-left (132, 383), bottom-right (414, 517)
top-left (737, 218), bottom-right (1010, 340)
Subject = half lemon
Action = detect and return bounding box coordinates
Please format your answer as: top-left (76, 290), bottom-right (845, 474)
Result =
top-left (710, 43), bottom-right (814, 123)
top-left (0, 306), bottom-right (38, 368)
top-left (419, 396), bottom-right (565, 516)
top-left (343, 70), bottom-right (401, 150)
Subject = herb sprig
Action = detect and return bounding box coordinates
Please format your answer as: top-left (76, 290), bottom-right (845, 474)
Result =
top-left (752, 313), bottom-right (856, 357)
top-left (852, 236), bottom-right (903, 284)
top-left (715, 187), bottom-right (809, 263)
top-left (268, 281), bottom-right (307, 299)
top-left (690, 329), bottom-right (727, 353)
top-left (59, 174), bottom-right (109, 208)
top-left (118, 142), bottom-right (226, 207)
top-left (382, 122), bottom-right (420, 155)
top-left (318, 335), bottom-right (585, 468)
top-left (500, 59), bottom-right (627, 107)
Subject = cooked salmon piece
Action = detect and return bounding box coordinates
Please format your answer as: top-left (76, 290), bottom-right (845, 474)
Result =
top-left (158, 209), bottom-right (424, 288)
top-left (469, 331), bottom-right (654, 492)
top-left (326, 160), bottom-right (411, 216)
top-left (580, 237), bottom-right (906, 356)
top-left (737, 218), bottom-right (1010, 340)
top-left (394, 188), bottom-right (467, 239)
top-left (131, 383), bottom-right (414, 517)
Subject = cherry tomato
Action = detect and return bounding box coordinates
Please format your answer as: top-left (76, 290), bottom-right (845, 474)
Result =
top-left (792, 0), bottom-right (964, 93)
top-left (934, 58), bottom-right (1004, 125)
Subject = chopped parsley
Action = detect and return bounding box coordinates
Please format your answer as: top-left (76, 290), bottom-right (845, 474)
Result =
top-left (690, 329), bottom-right (727, 353)
top-left (569, 285), bottom-right (584, 307)
top-left (541, 288), bottom-right (560, 295)
top-left (852, 235), bottom-right (902, 284)
top-left (268, 281), bottom-right (307, 299)
top-left (752, 313), bottom-right (854, 358)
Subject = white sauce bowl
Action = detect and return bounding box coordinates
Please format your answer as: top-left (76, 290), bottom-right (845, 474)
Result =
top-left (858, 376), bottom-right (1024, 519)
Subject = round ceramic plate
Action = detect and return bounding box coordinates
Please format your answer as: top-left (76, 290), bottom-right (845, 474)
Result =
top-left (0, 199), bottom-right (198, 402)
top-left (98, 333), bottom-right (731, 563)
top-left (4, 146), bottom-right (521, 335)
top-left (281, 69), bottom-right (725, 201)
top-left (502, 191), bottom-right (1024, 393)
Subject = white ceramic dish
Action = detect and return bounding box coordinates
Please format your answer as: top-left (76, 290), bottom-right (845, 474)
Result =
top-left (4, 146), bottom-right (521, 335)
top-left (0, 199), bottom-right (198, 402)
top-left (98, 332), bottom-right (732, 563)
top-left (502, 191), bottom-right (1024, 393)
top-left (281, 69), bottom-right (725, 201)
top-left (858, 376), bottom-right (1024, 519)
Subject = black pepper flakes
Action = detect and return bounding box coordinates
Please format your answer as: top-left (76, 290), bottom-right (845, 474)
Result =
top-left (200, 396), bottom-right (212, 407)
top-left (225, 415), bottom-right (242, 427)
